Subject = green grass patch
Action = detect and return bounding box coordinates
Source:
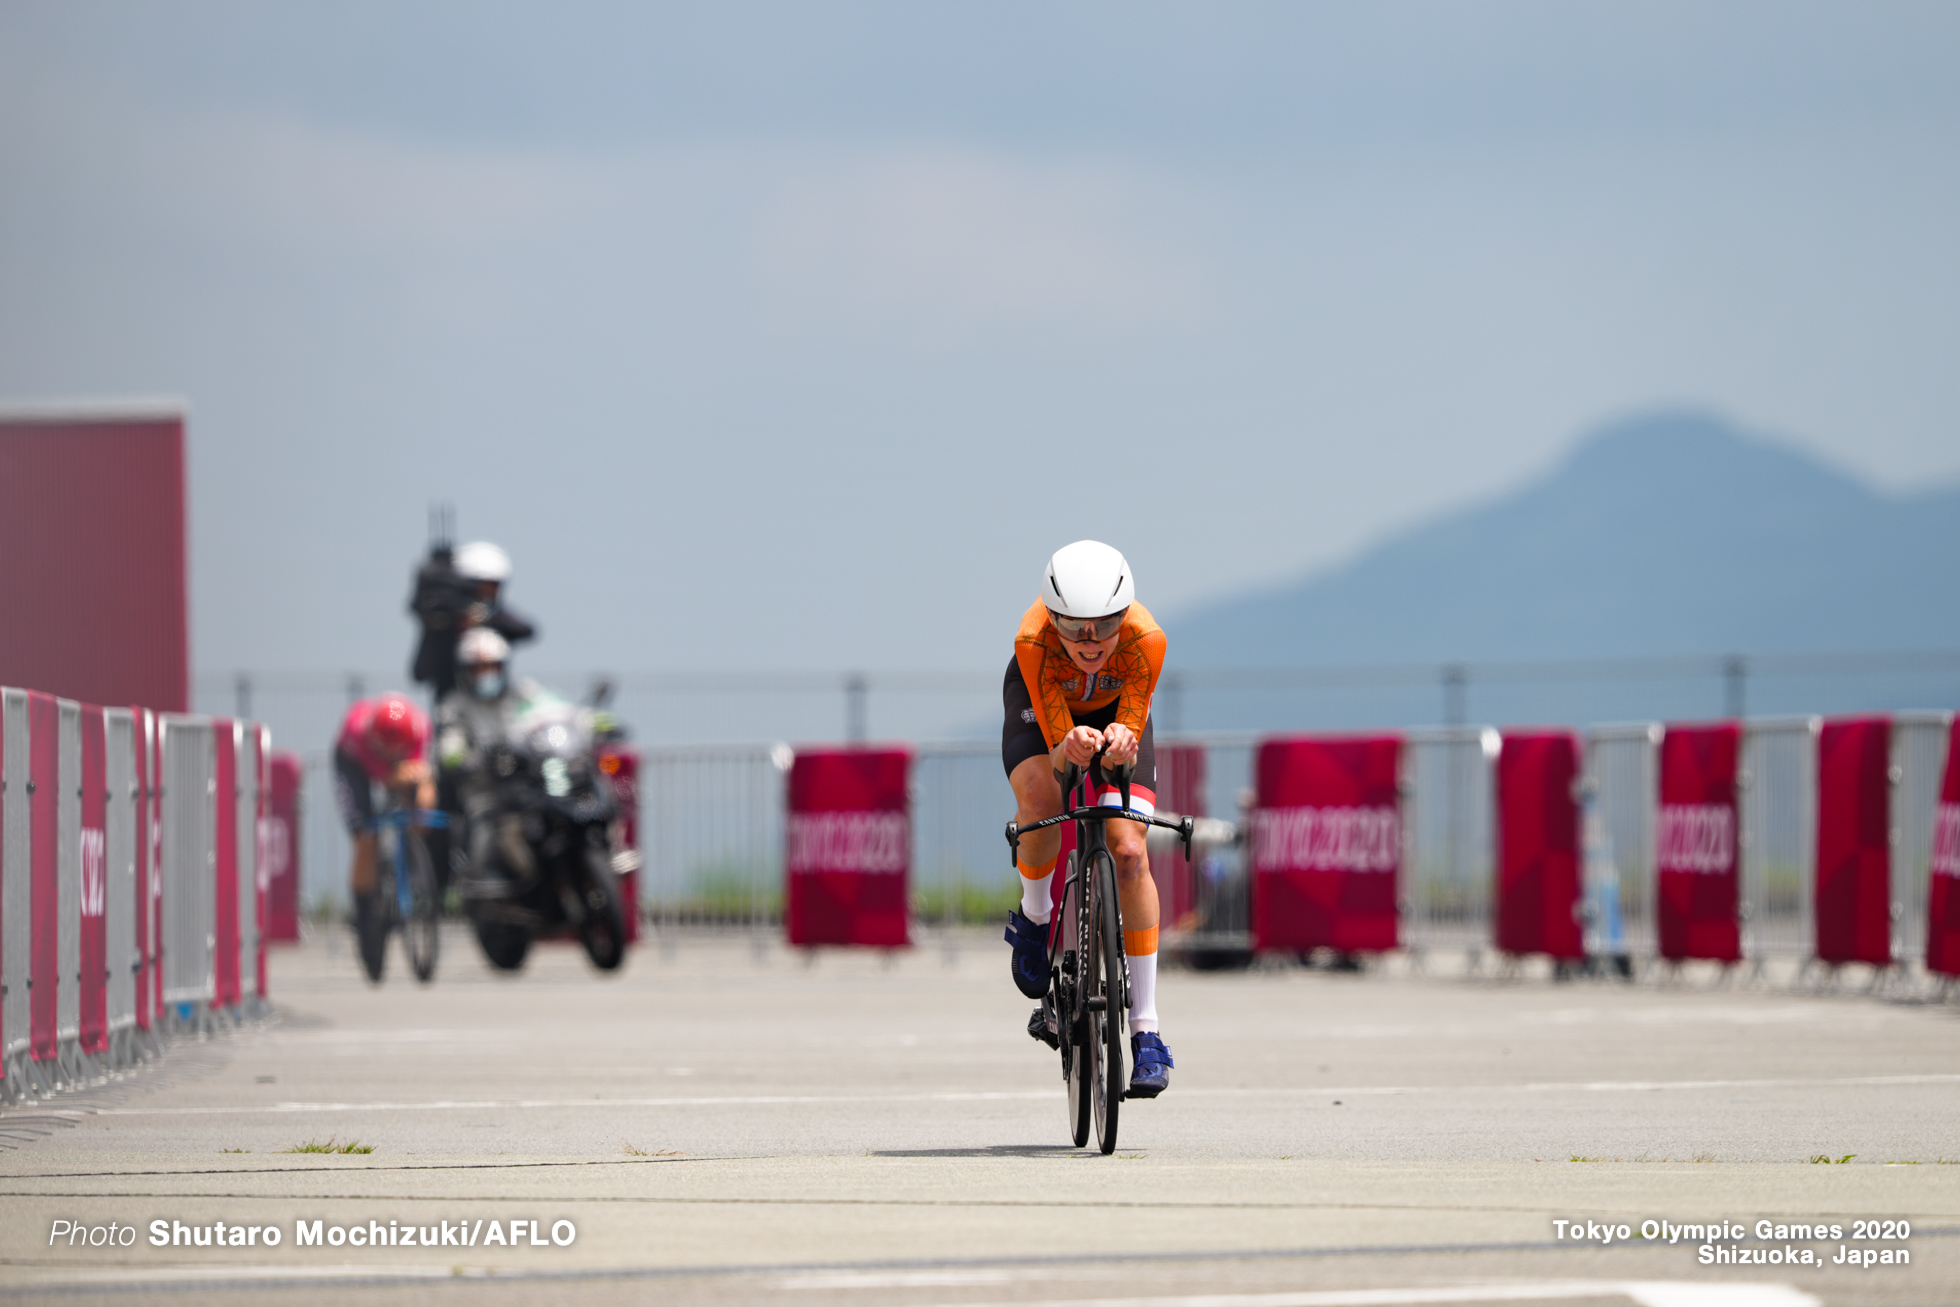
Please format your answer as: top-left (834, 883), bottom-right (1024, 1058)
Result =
top-left (621, 1142), bottom-right (685, 1157)
top-left (284, 1137), bottom-right (374, 1154)
top-left (1809, 1153), bottom-right (1856, 1164)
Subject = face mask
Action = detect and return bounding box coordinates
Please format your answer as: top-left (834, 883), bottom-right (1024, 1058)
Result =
top-left (471, 669), bottom-right (507, 700)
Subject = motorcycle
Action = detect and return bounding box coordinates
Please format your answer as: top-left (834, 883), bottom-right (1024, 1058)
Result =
top-left (463, 699), bottom-right (629, 972)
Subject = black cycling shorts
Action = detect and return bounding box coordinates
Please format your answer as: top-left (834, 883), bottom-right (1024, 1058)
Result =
top-left (1000, 656), bottom-right (1157, 807)
top-left (333, 747), bottom-right (377, 835)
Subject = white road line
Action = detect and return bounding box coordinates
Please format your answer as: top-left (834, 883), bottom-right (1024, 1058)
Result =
top-left (87, 1071), bottom-right (1960, 1116)
top-left (7, 1264), bottom-right (463, 1285)
top-left (782, 1268), bottom-right (1021, 1288)
top-left (916, 1282), bottom-right (1820, 1307)
top-left (91, 1091), bottom-right (1057, 1116)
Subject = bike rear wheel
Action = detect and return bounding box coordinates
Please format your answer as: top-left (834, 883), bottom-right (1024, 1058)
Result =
top-left (400, 826), bottom-right (441, 983)
top-left (1086, 849), bottom-right (1123, 1154)
top-left (1058, 853), bottom-right (1091, 1149)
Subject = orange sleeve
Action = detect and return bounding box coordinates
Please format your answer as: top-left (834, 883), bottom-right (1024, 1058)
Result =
top-left (1110, 604), bottom-right (1166, 739)
top-left (1014, 602), bottom-right (1073, 751)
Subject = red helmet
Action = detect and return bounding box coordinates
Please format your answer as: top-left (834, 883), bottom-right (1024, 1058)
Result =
top-left (367, 694), bottom-right (422, 760)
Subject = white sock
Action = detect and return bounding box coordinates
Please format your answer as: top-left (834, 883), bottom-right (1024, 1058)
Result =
top-left (1127, 951), bottom-right (1158, 1035)
top-left (1020, 872), bottom-right (1053, 925)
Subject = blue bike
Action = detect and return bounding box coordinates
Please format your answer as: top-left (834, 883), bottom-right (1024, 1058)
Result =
top-left (357, 806), bottom-right (447, 984)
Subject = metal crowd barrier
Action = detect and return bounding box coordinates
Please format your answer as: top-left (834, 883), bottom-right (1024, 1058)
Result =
top-left (639, 711), bottom-right (1955, 981)
top-left (642, 743), bottom-right (790, 954)
top-left (1, 687), bottom-right (270, 1102)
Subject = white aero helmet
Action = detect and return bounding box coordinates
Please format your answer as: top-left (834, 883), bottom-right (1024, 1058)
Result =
top-left (457, 626), bottom-right (510, 666)
top-left (1043, 540), bottom-right (1134, 620)
top-left (454, 540), bottom-right (512, 583)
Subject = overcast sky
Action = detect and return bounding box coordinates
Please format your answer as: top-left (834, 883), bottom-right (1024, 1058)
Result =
top-left (4, 1), bottom-right (1957, 700)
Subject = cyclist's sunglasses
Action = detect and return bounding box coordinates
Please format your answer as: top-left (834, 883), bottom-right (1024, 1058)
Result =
top-left (1049, 608), bottom-right (1128, 643)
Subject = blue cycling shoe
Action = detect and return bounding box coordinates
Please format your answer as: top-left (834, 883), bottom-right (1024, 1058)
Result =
top-left (1004, 909), bottom-right (1051, 999)
top-left (1127, 1032), bottom-right (1174, 1098)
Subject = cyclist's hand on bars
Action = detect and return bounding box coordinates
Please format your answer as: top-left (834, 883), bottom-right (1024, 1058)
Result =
top-left (1102, 722), bottom-right (1139, 769)
top-left (1060, 725), bottom-right (1104, 768)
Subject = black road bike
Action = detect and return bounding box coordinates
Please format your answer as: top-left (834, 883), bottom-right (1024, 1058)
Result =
top-left (1006, 747), bottom-right (1193, 1154)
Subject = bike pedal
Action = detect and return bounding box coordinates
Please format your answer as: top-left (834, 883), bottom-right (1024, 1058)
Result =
top-left (1026, 1004), bottom-right (1059, 1050)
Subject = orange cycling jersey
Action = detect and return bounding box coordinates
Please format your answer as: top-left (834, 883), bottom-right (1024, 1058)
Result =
top-left (1013, 600), bottom-right (1167, 752)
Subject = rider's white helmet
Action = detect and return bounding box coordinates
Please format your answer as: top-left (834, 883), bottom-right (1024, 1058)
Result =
top-left (457, 627), bottom-right (510, 665)
top-left (1043, 540), bottom-right (1134, 619)
top-left (454, 541), bottom-right (512, 583)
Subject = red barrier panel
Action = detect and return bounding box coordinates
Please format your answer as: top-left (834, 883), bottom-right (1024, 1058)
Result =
top-left (254, 725), bottom-right (270, 999)
top-left (78, 705), bottom-right (108, 1053)
top-left (1249, 735), bottom-right (1401, 953)
top-left (1, 696), bottom-right (8, 1077)
top-left (1928, 718), bottom-right (1960, 978)
top-left (0, 414), bottom-right (188, 712)
top-left (1148, 744), bottom-right (1206, 931)
top-left (28, 691), bottom-right (58, 1061)
top-left (139, 709), bottom-right (162, 1026)
top-left (131, 709), bottom-right (152, 1028)
top-left (1655, 722), bottom-right (1742, 962)
top-left (597, 744), bottom-right (642, 944)
top-left (1495, 730), bottom-right (1584, 960)
top-left (212, 720), bottom-right (240, 1007)
top-left (261, 749), bottom-right (302, 943)
top-left (785, 747), bottom-right (910, 948)
top-left (1815, 716), bottom-right (1892, 967)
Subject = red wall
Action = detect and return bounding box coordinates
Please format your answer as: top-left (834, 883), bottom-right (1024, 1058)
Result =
top-left (0, 413), bottom-right (188, 711)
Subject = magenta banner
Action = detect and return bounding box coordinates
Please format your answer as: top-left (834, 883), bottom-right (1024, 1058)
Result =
top-left (212, 720), bottom-right (240, 1007)
top-left (1495, 730), bottom-right (1584, 961)
top-left (262, 749), bottom-right (302, 943)
top-left (29, 692), bottom-right (58, 1061)
top-left (130, 708), bottom-right (155, 1029)
top-left (784, 747), bottom-right (911, 948)
top-left (1249, 735), bottom-right (1401, 953)
top-left (1925, 718), bottom-right (1960, 978)
top-left (1655, 722), bottom-right (1742, 962)
top-left (78, 705), bottom-right (109, 1053)
top-left (1815, 716), bottom-right (1892, 967)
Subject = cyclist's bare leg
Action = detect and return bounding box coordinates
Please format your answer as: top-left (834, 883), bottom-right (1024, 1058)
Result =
top-left (349, 832), bottom-right (379, 896)
top-left (1106, 818), bottom-right (1157, 934)
top-left (1008, 755), bottom-right (1063, 922)
top-left (1107, 817), bottom-right (1163, 1035)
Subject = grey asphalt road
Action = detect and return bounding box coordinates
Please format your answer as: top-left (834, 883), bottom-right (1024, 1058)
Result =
top-left (3, 926), bottom-right (1958, 1307)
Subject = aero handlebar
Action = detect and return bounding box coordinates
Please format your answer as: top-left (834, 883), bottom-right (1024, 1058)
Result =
top-left (1005, 743), bottom-right (1195, 865)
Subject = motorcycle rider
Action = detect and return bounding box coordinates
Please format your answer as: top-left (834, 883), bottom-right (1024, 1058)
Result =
top-left (437, 627), bottom-right (555, 891)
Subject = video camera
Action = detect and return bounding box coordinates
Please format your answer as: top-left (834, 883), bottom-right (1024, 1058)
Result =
top-left (410, 505), bottom-right (483, 634)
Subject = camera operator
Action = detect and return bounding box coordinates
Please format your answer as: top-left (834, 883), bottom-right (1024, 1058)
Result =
top-left (409, 540), bottom-right (537, 703)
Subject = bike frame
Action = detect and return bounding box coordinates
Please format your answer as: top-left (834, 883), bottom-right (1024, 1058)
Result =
top-left (1006, 748), bottom-right (1194, 1149)
top-left (1006, 754), bottom-right (1194, 948)
top-left (370, 807), bottom-right (448, 922)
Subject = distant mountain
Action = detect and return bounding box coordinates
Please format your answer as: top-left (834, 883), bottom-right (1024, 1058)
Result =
top-left (1164, 412), bottom-right (1960, 728)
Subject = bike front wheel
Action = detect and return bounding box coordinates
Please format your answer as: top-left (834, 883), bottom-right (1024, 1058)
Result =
top-left (400, 826), bottom-right (441, 984)
top-left (355, 887), bottom-right (389, 984)
top-left (1087, 849), bottom-right (1124, 1154)
top-left (1059, 853), bottom-right (1091, 1149)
